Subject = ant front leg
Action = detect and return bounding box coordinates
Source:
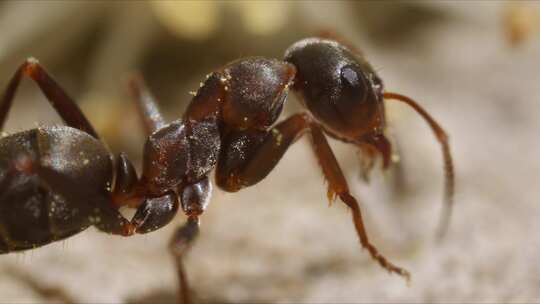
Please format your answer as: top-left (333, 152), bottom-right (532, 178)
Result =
top-left (216, 113), bottom-right (410, 281)
top-left (216, 113), bottom-right (311, 191)
top-left (0, 58), bottom-right (98, 137)
top-left (309, 124), bottom-right (411, 281)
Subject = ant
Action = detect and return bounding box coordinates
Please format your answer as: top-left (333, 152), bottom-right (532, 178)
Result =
top-left (0, 37), bottom-right (454, 303)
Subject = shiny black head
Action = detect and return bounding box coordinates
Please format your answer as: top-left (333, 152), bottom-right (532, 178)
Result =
top-left (285, 38), bottom-right (386, 141)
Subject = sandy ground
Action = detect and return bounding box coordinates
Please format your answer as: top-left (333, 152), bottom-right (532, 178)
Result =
top-left (1, 2), bottom-right (540, 303)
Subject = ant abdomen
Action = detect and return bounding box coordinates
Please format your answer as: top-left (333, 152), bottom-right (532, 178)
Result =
top-left (285, 38), bottom-right (385, 141)
top-left (0, 126), bottom-right (114, 252)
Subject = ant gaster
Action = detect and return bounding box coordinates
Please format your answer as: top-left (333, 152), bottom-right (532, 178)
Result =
top-left (0, 37), bottom-right (454, 303)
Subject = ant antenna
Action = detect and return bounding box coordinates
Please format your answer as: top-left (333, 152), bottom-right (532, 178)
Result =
top-left (383, 92), bottom-right (455, 240)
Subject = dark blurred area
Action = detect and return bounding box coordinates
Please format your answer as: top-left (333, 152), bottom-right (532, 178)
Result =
top-left (1, 1), bottom-right (540, 303)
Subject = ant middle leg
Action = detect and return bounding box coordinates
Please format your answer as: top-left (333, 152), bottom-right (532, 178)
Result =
top-left (169, 216), bottom-right (200, 304)
top-left (0, 58), bottom-right (98, 138)
top-left (127, 74), bottom-right (166, 135)
top-left (309, 124), bottom-right (410, 281)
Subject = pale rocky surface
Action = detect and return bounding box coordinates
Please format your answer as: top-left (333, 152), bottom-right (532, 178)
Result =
top-left (1, 2), bottom-right (540, 304)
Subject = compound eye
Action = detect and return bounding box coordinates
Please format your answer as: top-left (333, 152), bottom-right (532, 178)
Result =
top-left (340, 64), bottom-right (368, 103)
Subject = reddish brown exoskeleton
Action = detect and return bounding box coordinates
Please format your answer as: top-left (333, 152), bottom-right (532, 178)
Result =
top-left (0, 37), bottom-right (454, 303)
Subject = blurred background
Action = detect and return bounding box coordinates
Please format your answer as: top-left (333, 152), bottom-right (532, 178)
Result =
top-left (1, 1), bottom-right (540, 303)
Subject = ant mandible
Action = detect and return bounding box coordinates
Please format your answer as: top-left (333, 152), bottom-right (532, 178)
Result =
top-left (0, 37), bottom-right (454, 303)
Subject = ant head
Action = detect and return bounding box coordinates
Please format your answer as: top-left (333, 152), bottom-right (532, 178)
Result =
top-left (220, 57), bottom-right (296, 130)
top-left (140, 120), bottom-right (189, 195)
top-left (285, 38), bottom-right (386, 140)
top-left (339, 62), bottom-right (386, 136)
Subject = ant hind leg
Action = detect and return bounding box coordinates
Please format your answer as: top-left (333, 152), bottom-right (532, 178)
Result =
top-left (0, 58), bottom-right (98, 137)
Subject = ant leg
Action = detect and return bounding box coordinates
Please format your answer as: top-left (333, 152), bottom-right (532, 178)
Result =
top-left (216, 113), bottom-right (311, 191)
top-left (0, 58), bottom-right (98, 138)
top-left (169, 216), bottom-right (199, 304)
top-left (216, 114), bottom-right (409, 280)
top-left (127, 74), bottom-right (166, 135)
top-left (309, 124), bottom-right (411, 281)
